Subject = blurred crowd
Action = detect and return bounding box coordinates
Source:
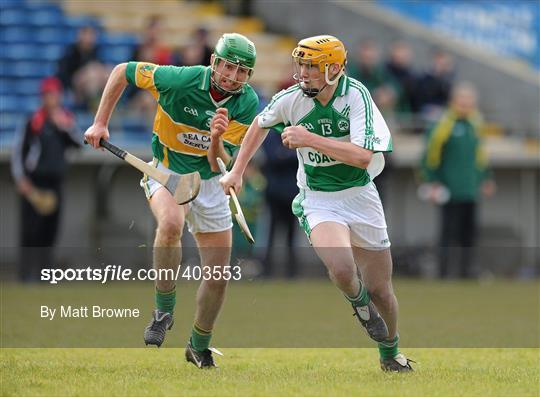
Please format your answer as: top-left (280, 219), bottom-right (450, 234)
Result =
top-left (347, 39), bottom-right (456, 134)
top-left (54, 17), bottom-right (214, 116)
top-left (54, 20), bottom-right (458, 134)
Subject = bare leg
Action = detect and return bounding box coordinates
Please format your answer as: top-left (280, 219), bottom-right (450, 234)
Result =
top-left (149, 187), bottom-right (187, 293)
top-left (310, 222), bottom-right (360, 298)
top-left (193, 229), bottom-right (232, 331)
top-left (352, 246), bottom-right (398, 338)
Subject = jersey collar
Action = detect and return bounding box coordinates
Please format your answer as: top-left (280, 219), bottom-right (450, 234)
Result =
top-left (199, 66), bottom-right (212, 91)
top-left (334, 74), bottom-right (349, 98)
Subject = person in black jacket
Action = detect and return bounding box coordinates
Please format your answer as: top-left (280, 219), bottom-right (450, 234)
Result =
top-left (11, 77), bottom-right (81, 282)
top-left (56, 25), bottom-right (109, 111)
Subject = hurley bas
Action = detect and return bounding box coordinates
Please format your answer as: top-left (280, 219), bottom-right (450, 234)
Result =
top-left (41, 305), bottom-right (140, 320)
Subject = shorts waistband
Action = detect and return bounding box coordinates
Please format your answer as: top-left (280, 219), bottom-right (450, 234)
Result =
top-left (302, 183), bottom-right (373, 200)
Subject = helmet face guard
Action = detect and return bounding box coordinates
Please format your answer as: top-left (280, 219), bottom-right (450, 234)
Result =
top-left (211, 55), bottom-right (254, 95)
top-left (211, 33), bottom-right (256, 95)
top-left (291, 36), bottom-right (347, 98)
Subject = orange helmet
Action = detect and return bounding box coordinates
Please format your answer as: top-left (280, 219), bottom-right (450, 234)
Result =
top-left (291, 35), bottom-right (347, 96)
top-left (292, 35), bottom-right (347, 72)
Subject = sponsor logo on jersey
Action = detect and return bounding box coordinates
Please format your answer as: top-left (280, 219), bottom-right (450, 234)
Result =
top-left (338, 119), bottom-right (349, 132)
top-left (301, 122), bottom-right (314, 131)
top-left (139, 64), bottom-right (156, 78)
top-left (183, 106), bottom-right (199, 117)
top-left (307, 151), bottom-right (337, 165)
top-left (177, 132), bottom-right (211, 150)
top-left (365, 135), bottom-right (381, 146)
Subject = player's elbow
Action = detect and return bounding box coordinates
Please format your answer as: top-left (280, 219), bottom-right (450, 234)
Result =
top-left (355, 157), bottom-right (370, 169)
top-left (355, 151), bottom-right (373, 169)
top-left (112, 63), bottom-right (129, 85)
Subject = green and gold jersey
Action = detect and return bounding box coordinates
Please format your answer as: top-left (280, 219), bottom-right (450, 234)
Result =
top-left (126, 62), bottom-right (259, 179)
top-left (258, 75), bottom-right (392, 192)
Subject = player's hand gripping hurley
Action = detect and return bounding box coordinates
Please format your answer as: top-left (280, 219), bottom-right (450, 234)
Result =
top-left (217, 157), bottom-right (255, 244)
top-left (86, 138), bottom-right (200, 205)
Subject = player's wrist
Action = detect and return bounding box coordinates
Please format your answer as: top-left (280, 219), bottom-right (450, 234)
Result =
top-left (93, 120), bottom-right (108, 129)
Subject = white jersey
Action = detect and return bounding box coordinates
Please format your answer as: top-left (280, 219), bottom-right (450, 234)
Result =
top-left (258, 75), bottom-right (392, 192)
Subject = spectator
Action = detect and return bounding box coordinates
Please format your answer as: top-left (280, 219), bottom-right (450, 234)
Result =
top-left (178, 28), bottom-right (213, 67)
top-left (128, 16), bottom-right (173, 121)
top-left (56, 25), bottom-right (109, 111)
top-left (261, 127), bottom-right (298, 278)
top-left (385, 40), bottom-right (417, 116)
top-left (11, 77), bottom-right (81, 282)
top-left (193, 27), bottom-right (213, 66)
top-left (348, 39), bottom-right (399, 116)
top-left (132, 15), bottom-right (174, 65)
top-left (420, 82), bottom-right (495, 279)
top-left (415, 49), bottom-right (455, 123)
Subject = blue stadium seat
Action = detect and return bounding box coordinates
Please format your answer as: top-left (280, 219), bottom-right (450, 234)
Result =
top-left (28, 8), bottom-right (64, 27)
top-left (99, 46), bottom-right (134, 65)
top-left (64, 15), bottom-right (101, 30)
top-left (0, 95), bottom-right (20, 113)
top-left (0, 96), bottom-right (40, 114)
top-left (99, 33), bottom-right (138, 47)
top-left (0, 0), bottom-right (27, 8)
top-left (35, 28), bottom-right (75, 45)
top-left (0, 26), bottom-right (35, 44)
top-left (0, 9), bottom-right (27, 26)
top-left (0, 78), bottom-right (17, 95)
top-left (74, 112), bottom-right (95, 130)
top-left (14, 78), bottom-right (42, 96)
top-left (19, 96), bottom-right (41, 113)
top-left (2, 61), bottom-right (55, 78)
top-left (122, 116), bottom-right (149, 135)
top-left (3, 44), bottom-right (41, 61)
top-left (0, 112), bottom-right (25, 134)
top-left (37, 45), bottom-right (65, 62)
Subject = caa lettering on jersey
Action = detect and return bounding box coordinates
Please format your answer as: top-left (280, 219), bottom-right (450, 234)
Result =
top-left (183, 106), bottom-right (199, 117)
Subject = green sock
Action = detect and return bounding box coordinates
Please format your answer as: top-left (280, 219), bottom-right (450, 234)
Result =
top-left (191, 323), bottom-right (212, 352)
top-left (378, 334), bottom-right (399, 360)
top-left (345, 283), bottom-right (370, 307)
top-left (155, 287), bottom-right (176, 314)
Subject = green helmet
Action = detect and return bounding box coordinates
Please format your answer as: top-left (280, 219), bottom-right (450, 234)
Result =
top-left (211, 33), bottom-right (256, 94)
top-left (214, 33), bottom-right (256, 68)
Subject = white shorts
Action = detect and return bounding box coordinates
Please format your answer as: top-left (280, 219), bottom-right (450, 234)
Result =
top-left (292, 182), bottom-right (391, 250)
top-left (141, 161), bottom-right (232, 234)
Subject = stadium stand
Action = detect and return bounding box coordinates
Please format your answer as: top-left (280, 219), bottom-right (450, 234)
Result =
top-left (0, 0), bottom-right (293, 148)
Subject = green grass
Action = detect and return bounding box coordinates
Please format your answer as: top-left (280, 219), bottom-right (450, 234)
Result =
top-left (1, 280), bottom-right (539, 396)
top-left (2, 280), bottom-right (539, 348)
top-left (2, 348), bottom-right (539, 397)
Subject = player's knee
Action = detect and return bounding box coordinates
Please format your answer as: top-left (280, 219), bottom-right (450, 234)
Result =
top-left (204, 277), bottom-right (228, 292)
top-left (328, 264), bottom-right (355, 286)
top-left (156, 217), bottom-right (183, 243)
top-left (369, 284), bottom-right (395, 305)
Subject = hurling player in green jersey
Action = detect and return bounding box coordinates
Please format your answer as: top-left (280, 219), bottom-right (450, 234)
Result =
top-left (220, 35), bottom-right (413, 372)
top-left (85, 33), bottom-right (259, 368)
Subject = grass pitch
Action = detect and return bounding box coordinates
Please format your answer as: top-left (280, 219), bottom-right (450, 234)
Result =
top-left (1, 279), bottom-right (539, 396)
top-left (2, 348), bottom-right (539, 397)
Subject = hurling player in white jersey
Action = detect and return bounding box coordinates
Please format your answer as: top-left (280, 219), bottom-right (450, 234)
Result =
top-left (220, 35), bottom-right (413, 372)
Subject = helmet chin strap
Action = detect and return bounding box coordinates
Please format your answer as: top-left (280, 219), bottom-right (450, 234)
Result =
top-left (300, 65), bottom-right (344, 98)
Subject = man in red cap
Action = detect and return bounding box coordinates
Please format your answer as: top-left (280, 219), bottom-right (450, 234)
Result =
top-left (11, 76), bottom-right (81, 282)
